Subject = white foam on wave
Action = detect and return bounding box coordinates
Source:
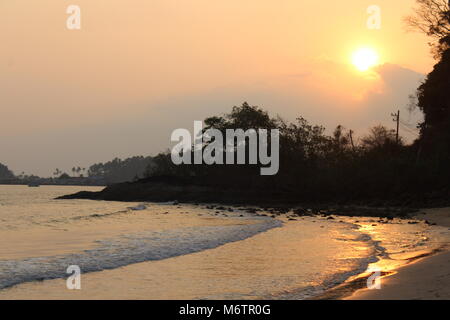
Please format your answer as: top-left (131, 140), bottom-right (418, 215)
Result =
top-left (0, 219), bottom-right (282, 290)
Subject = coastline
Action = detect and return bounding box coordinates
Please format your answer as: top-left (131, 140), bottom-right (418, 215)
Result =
top-left (345, 250), bottom-right (450, 300)
top-left (0, 203), bottom-right (448, 299)
top-left (56, 176), bottom-right (450, 209)
top-left (1, 183), bottom-right (449, 300)
top-left (55, 181), bottom-right (450, 300)
top-left (339, 207), bottom-right (450, 300)
top-left (0, 213), bottom-right (374, 300)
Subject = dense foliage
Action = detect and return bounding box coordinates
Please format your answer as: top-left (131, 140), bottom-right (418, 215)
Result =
top-left (405, 1), bottom-right (450, 176)
top-left (416, 47), bottom-right (450, 164)
top-left (145, 102), bottom-right (448, 204)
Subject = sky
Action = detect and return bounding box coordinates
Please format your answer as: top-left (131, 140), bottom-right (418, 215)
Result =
top-left (0, 0), bottom-right (436, 176)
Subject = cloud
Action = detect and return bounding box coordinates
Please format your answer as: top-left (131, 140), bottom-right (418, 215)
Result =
top-left (361, 63), bottom-right (424, 134)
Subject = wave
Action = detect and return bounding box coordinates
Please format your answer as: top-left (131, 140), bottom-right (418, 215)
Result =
top-left (0, 219), bottom-right (282, 290)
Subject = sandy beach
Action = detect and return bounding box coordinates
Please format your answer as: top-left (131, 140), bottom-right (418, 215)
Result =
top-left (346, 207), bottom-right (450, 300)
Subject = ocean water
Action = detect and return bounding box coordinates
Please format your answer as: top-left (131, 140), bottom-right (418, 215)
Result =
top-left (0, 185), bottom-right (449, 300)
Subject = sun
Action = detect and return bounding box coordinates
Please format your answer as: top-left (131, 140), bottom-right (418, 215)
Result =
top-left (351, 48), bottom-right (380, 72)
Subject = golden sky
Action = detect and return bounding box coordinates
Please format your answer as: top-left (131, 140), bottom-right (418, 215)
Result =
top-left (0, 0), bottom-right (435, 175)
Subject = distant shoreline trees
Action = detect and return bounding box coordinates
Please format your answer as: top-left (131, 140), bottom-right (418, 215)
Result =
top-left (0, 156), bottom-right (154, 186)
top-left (0, 163), bottom-right (15, 180)
top-left (88, 156), bottom-right (154, 184)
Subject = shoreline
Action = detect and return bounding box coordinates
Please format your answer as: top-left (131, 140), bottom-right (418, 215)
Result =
top-left (0, 207), bottom-right (448, 300)
top-left (1, 185), bottom-right (448, 300)
top-left (330, 207), bottom-right (450, 300)
top-left (56, 176), bottom-right (450, 210)
top-left (316, 247), bottom-right (447, 300)
top-left (0, 213), bottom-right (371, 300)
top-left (344, 250), bottom-right (450, 300)
top-left (0, 183), bottom-right (106, 187)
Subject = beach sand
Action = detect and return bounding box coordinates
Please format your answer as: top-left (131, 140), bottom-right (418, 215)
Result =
top-left (0, 215), bottom-right (374, 300)
top-left (346, 207), bottom-right (450, 300)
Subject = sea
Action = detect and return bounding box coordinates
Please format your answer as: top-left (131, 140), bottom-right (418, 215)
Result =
top-left (0, 185), bottom-right (449, 299)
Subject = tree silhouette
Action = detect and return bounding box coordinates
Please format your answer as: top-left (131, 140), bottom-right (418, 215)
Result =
top-left (416, 48), bottom-right (450, 158)
top-left (53, 168), bottom-right (62, 178)
top-left (88, 156), bottom-right (153, 184)
top-left (406, 1), bottom-right (450, 166)
top-left (0, 163), bottom-right (14, 180)
top-left (360, 125), bottom-right (402, 150)
top-left (145, 103), bottom-right (447, 202)
top-left (405, 0), bottom-right (450, 58)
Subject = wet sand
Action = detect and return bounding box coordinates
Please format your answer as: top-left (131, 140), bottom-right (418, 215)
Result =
top-left (346, 207), bottom-right (450, 300)
top-left (0, 216), bottom-right (373, 300)
top-left (1, 211), bottom-right (448, 300)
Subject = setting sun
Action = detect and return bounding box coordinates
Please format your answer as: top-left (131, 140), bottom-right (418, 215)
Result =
top-left (351, 48), bottom-right (380, 71)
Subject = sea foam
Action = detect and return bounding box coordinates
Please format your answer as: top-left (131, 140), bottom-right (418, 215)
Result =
top-left (0, 219), bottom-right (282, 290)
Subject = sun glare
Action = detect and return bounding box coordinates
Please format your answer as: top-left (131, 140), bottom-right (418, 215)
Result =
top-left (351, 48), bottom-right (380, 72)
